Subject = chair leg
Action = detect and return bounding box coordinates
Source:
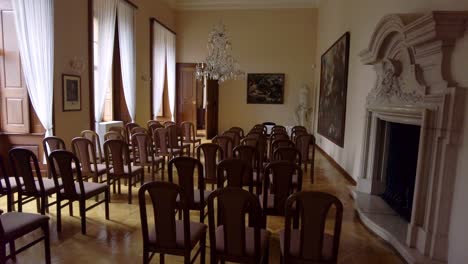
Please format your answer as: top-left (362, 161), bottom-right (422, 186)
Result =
top-left (57, 198), bottom-right (62, 232)
top-left (0, 241), bottom-right (6, 264)
top-left (160, 253), bottom-right (165, 264)
top-left (40, 196), bottom-right (47, 215)
top-left (18, 194), bottom-right (22, 212)
top-left (143, 249), bottom-right (149, 264)
top-left (43, 223), bottom-right (51, 264)
top-left (79, 201), bottom-right (86, 235)
top-left (6, 193), bottom-right (13, 212)
top-left (200, 208), bottom-right (204, 223)
top-left (69, 201), bottom-right (74, 216)
top-left (200, 234), bottom-right (206, 264)
top-left (105, 189), bottom-right (110, 220)
top-left (184, 253), bottom-right (190, 264)
top-left (210, 248), bottom-right (217, 264)
top-left (128, 177), bottom-right (132, 204)
top-left (9, 240), bottom-right (16, 261)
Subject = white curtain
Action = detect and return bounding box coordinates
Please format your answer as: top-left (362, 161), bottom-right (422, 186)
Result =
top-left (117, 0), bottom-right (136, 122)
top-left (165, 31), bottom-right (176, 121)
top-left (94, 0), bottom-right (117, 128)
top-left (12, 0), bottom-right (54, 137)
top-left (152, 23), bottom-right (166, 119)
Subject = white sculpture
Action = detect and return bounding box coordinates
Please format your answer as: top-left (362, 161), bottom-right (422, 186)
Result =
top-left (294, 84), bottom-right (313, 130)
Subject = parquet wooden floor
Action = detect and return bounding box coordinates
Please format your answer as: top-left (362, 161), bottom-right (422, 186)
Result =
top-left (1, 149), bottom-right (405, 263)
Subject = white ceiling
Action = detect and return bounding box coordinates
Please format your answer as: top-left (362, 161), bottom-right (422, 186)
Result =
top-left (163, 0), bottom-right (320, 10)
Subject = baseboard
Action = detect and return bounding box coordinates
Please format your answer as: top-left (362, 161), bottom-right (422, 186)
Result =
top-left (315, 145), bottom-right (357, 186)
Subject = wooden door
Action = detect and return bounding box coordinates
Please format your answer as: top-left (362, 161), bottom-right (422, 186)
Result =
top-left (176, 63), bottom-right (198, 126)
top-left (0, 1), bottom-right (29, 133)
top-left (205, 79), bottom-right (219, 139)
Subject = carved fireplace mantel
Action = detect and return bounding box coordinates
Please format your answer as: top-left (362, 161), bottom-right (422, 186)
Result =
top-left (355, 11), bottom-right (468, 264)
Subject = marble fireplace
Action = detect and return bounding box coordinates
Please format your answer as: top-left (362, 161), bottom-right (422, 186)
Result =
top-left (353, 12), bottom-right (468, 264)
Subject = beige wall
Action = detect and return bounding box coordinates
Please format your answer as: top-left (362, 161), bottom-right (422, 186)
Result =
top-left (176, 9), bottom-right (318, 133)
top-left (53, 0), bottom-right (175, 147)
top-left (315, 0), bottom-right (468, 262)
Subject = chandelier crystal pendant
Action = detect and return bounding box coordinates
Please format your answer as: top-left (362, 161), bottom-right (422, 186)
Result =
top-left (196, 22), bottom-right (245, 84)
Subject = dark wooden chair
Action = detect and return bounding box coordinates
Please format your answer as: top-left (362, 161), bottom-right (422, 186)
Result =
top-left (49, 150), bottom-right (110, 234)
top-left (207, 187), bottom-right (270, 264)
top-left (252, 124), bottom-right (267, 135)
top-left (268, 133), bottom-right (290, 161)
top-left (216, 158), bottom-right (253, 193)
top-left (125, 122), bottom-right (140, 142)
top-left (104, 131), bottom-right (124, 141)
top-left (197, 143), bottom-right (224, 189)
top-left (139, 181), bottom-right (207, 264)
top-left (167, 124), bottom-right (190, 156)
top-left (213, 135), bottom-right (233, 159)
top-left (132, 132), bottom-right (164, 181)
top-left (271, 139), bottom-right (295, 157)
top-left (272, 125), bottom-right (287, 133)
top-left (72, 137), bottom-right (108, 183)
top-left (9, 148), bottom-right (61, 215)
top-left (233, 145), bottom-right (260, 194)
top-left (81, 130), bottom-right (104, 163)
top-left (261, 161), bottom-right (302, 227)
top-left (291, 126), bottom-right (307, 142)
top-left (109, 126), bottom-right (128, 143)
top-left (147, 120), bottom-right (162, 130)
top-left (0, 155), bottom-right (21, 212)
top-left (103, 139), bottom-right (143, 204)
top-left (229, 127), bottom-right (244, 138)
top-left (280, 191), bottom-right (343, 264)
top-left (295, 134), bottom-right (316, 183)
top-left (43, 136), bottom-right (74, 178)
top-left (148, 122), bottom-right (164, 137)
top-left (181, 121), bottom-right (201, 157)
top-left (273, 147), bottom-right (303, 190)
top-left (168, 157), bottom-right (210, 222)
top-left (0, 209), bottom-right (50, 263)
top-left (163, 121), bottom-right (176, 127)
top-left (223, 130), bottom-right (241, 148)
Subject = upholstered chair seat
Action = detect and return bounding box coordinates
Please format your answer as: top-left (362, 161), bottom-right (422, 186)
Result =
top-left (215, 225), bottom-right (270, 256)
top-left (148, 220), bottom-right (207, 249)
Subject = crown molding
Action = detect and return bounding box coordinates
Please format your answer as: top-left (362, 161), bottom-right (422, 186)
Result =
top-left (174, 0), bottom-right (319, 10)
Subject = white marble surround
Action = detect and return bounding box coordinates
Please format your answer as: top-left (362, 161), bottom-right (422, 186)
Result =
top-left (354, 12), bottom-right (468, 264)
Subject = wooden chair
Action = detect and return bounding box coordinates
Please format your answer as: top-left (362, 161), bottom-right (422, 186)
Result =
top-left (216, 159), bottom-right (253, 193)
top-left (43, 136), bottom-right (73, 178)
top-left (0, 210), bottom-right (50, 263)
top-left (153, 127), bottom-right (181, 179)
top-left (131, 126), bottom-right (149, 136)
top-left (229, 127), bottom-right (244, 138)
top-left (291, 126), bottom-right (307, 142)
top-left (0, 155), bottom-right (21, 212)
top-left (207, 187), bottom-right (270, 264)
top-left (9, 148), bottom-right (61, 215)
top-left (72, 137), bottom-right (108, 183)
top-left (139, 181), bottom-right (207, 264)
top-left (125, 122), bottom-right (140, 142)
top-left (196, 143), bottom-right (224, 189)
top-left (147, 120), bottom-right (161, 130)
top-left (103, 139), bottom-right (143, 204)
top-left (253, 124), bottom-right (268, 134)
top-left (280, 191), bottom-right (343, 264)
top-left (81, 130), bottom-right (103, 163)
top-left (213, 135), bottom-right (233, 159)
top-left (261, 161), bottom-right (302, 227)
top-left (109, 126), bottom-right (128, 143)
top-left (167, 124), bottom-right (190, 156)
top-left (272, 125), bottom-right (287, 133)
top-left (181, 121), bottom-right (202, 157)
top-left (49, 150), bottom-right (110, 234)
top-left (148, 122), bottom-right (164, 139)
top-left (163, 121), bottom-right (176, 127)
top-left (132, 132), bottom-right (164, 181)
top-left (223, 130), bottom-right (241, 148)
top-left (273, 147), bottom-right (303, 190)
top-left (233, 145), bottom-right (261, 194)
top-left (268, 133), bottom-right (290, 161)
top-left (104, 131), bottom-right (124, 141)
top-left (295, 134), bottom-right (316, 183)
top-left (168, 157), bottom-right (210, 223)
top-left (271, 139), bottom-right (295, 159)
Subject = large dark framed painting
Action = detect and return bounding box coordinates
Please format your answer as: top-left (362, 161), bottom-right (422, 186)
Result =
top-left (317, 32), bottom-right (350, 147)
top-left (247, 73), bottom-right (285, 104)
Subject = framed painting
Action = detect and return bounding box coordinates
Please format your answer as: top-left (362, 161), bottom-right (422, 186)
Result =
top-left (62, 74), bottom-right (81, 111)
top-left (247, 73), bottom-right (285, 104)
top-left (317, 32), bottom-right (350, 147)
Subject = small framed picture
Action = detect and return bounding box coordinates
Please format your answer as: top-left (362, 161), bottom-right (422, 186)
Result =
top-left (62, 74), bottom-right (81, 111)
top-left (247, 73), bottom-right (285, 104)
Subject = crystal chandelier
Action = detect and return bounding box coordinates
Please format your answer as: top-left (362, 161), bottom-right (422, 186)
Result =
top-left (196, 22), bottom-right (244, 83)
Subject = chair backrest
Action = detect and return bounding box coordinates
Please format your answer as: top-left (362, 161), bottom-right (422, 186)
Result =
top-left (283, 191), bottom-right (343, 263)
top-left (0, 155), bottom-right (11, 193)
top-left (139, 181), bottom-right (191, 250)
top-left (223, 130), bottom-right (241, 148)
top-left (80, 130), bottom-right (103, 162)
top-left (240, 137), bottom-right (258, 148)
top-left (9, 148), bottom-right (44, 196)
top-left (271, 139), bottom-right (295, 157)
top-left (253, 124), bottom-right (267, 134)
top-left (233, 145), bottom-right (259, 177)
top-left (131, 126), bottom-right (148, 137)
top-left (104, 131), bottom-right (124, 141)
top-left (147, 120), bottom-right (161, 130)
top-left (42, 136), bottom-right (66, 158)
top-left (248, 128), bottom-right (264, 136)
top-left (291, 126), bottom-right (307, 142)
top-left (272, 125), bottom-right (286, 133)
top-left (229, 127), bottom-right (244, 138)
top-left (104, 139), bottom-right (131, 177)
top-left (197, 143), bottom-right (223, 184)
top-left (295, 134), bottom-right (314, 163)
top-left (148, 122), bottom-right (164, 136)
top-left (168, 157), bottom-right (204, 208)
top-left (125, 122), bottom-right (140, 141)
top-left (132, 132), bottom-right (153, 165)
top-left (153, 127), bottom-right (171, 155)
top-left (273, 147), bottom-right (302, 169)
top-left (263, 161), bottom-right (302, 215)
top-left (166, 124), bottom-right (181, 149)
top-left (49, 150), bottom-right (84, 200)
top-left (163, 121), bottom-right (175, 127)
top-left (216, 159), bottom-right (250, 191)
top-left (207, 187), bottom-right (262, 261)
top-left (72, 137), bottom-right (99, 176)
top-left (109, 126), bottom-right (128, 143)
top-left (180, 121), bottom-right (196, 142)
top-left (212, 135), bottom-right (233, 159)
